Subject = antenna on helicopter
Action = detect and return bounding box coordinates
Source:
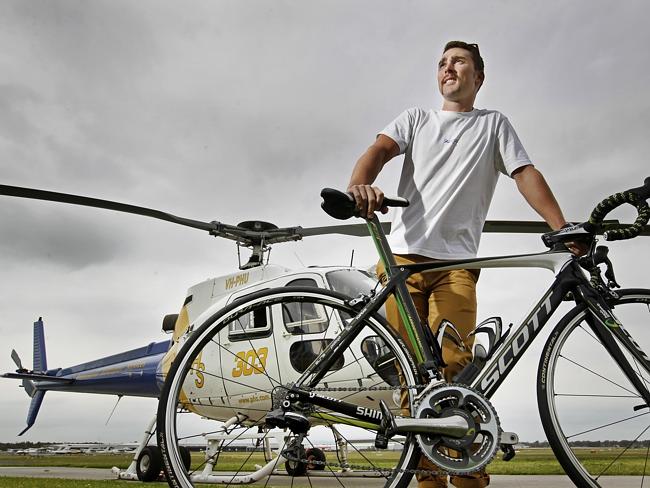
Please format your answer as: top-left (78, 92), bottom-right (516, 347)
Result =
top-left (105, 395), bottom-right (123, 426)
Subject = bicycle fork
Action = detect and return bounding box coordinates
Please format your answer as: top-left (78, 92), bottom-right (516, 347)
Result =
top-left (579, 284), bottom-right (650, 408)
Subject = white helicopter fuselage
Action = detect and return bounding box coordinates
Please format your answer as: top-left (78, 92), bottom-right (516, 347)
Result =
top-left (162, 264), bottom-right (395, 425)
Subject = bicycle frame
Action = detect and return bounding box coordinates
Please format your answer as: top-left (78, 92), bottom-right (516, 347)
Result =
top-left (289, 214), bottom-right (650, 432)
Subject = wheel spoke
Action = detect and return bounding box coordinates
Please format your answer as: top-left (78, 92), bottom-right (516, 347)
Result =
top-left (595, 423), bottom-right (650, 479)
top-left (567, 411), bottom-right (649, 439)
top-left (559, 354), bottom-right (641, 397)
top-left (642, 441), bottom-right (650, 487)
top-left (555, 393), bottom-right (639, 398)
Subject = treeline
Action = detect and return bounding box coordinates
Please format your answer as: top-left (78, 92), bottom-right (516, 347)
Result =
top-left (0, 441), bottom-right (54, 450)
top-left (569, 440), bottom-right (650, 448)
top-left (521, 440), bottom-right (650, 448)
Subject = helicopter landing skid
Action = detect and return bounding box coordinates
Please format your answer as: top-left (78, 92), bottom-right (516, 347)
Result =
top-left (112, 414), bottom-right (157, 481)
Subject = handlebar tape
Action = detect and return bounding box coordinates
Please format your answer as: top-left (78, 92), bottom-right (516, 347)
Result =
top-left (589, 177), bottom-right (650, 241)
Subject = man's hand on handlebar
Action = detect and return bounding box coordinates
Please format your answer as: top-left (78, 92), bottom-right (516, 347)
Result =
top-left (566, 240), bottom-right (590, 257)
top-left (347, 184), bottom-right (388, 219)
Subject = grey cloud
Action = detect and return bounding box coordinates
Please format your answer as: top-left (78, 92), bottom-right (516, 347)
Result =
top-left (4, 1), bottom-right (157, 88)
top-left (0, 201), bottom-right (127, 269)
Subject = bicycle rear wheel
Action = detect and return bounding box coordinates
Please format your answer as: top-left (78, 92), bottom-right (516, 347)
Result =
top-left (538, 288), bottom-right (650, 487)
top-left (157, 286), bottom-right (422, 487)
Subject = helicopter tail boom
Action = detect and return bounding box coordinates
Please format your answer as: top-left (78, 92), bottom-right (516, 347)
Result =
top-left (5, 318), bottom-right (172, 435)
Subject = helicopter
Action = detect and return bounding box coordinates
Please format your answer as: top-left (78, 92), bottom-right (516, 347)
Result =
top-left (2, 183), bottom-right (647, 483)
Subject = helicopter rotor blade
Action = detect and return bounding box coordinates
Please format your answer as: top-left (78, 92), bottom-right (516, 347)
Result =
top-left (482, 221), bottom-right (553, 234)
top-left (0, 184), bottom-right (220, 234)
top-left (299, 222), bottom-right (392, 238)
top-left (11, 349), bottom-right (24, 371)
top-left (285, 219), bottom-right (650, 240)
top-left (3, 184), bottom-right (647, 249)
top-left (483, 219), bottom-right (649, 236)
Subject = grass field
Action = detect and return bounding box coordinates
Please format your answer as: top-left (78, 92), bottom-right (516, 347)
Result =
top-left (1, 447), bottom-right (649, 487)
top-left (0, 479), bottom-right (167, 487)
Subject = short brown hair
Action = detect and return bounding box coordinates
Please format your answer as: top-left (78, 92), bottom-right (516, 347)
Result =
top-left (443, 41), bottom-right (484, 73)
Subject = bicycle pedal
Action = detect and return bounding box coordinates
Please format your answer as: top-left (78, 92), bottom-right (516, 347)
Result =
top-left (375, 433), bottom-right (389, 449)
top-left (499, 431), bottom-right (518, 461)
top-left (500, 444), bottom-right (516, 461)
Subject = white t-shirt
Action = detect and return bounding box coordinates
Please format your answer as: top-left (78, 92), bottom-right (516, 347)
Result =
top-left (380, 107), bottom-right (531, 259)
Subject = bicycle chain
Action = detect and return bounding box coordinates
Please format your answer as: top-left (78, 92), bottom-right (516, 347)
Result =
top-left (282, 450), bottom-right (444, 477)
top-left (309, 384), bottom-right (423, 391)
top-left (282, 382), bottom-right (446, 477)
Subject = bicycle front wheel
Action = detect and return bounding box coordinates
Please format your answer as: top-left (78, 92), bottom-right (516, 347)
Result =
top-left (538, 288), bottom-right (650, 487)
top-left (157, 286), bottom-right (421, 488)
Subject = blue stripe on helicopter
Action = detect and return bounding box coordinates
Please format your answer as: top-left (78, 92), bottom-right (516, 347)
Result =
top-left (57, 340), bottom-right (171, 375)
top-left (42, 340), bottom-right (172, 397)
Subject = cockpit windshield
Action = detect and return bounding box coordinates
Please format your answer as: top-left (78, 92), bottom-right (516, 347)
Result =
top-left (325, 269), bottom-right (378, 297)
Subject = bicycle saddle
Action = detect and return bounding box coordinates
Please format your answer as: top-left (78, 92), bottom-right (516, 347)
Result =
top-left (320, 188), bottom-right (357, 220)
top-left (320, 188), bottom-right (409, 220)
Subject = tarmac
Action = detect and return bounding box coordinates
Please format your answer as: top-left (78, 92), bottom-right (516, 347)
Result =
top-left (0, 467), bottom-right (649, 487)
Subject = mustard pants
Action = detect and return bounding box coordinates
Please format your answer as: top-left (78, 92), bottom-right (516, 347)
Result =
top-left (377, 254), bottom-right (489, 488)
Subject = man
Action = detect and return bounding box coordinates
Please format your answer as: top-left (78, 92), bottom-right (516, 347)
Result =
top-left (347, 41), bottom-right (575, 488)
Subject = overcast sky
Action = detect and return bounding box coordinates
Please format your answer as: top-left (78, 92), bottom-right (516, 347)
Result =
top-left (1, 0), bottom-right (649, 444)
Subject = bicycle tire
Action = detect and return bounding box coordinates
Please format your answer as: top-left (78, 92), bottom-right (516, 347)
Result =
top-left (538, 288), bottom-right (650, 487)
top-left (157, 286), bottom-right (422, 488)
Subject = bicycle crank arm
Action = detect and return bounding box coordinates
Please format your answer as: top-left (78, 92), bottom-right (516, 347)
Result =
top-left (391, 416), bottom-right (470, 438)
top-left (500, 431), bottom-right (519, 445)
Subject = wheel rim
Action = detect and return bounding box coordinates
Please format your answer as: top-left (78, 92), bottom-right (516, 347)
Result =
top-left (159, 289), bottom-right (421, 488)
top-left (542, 292), bottom-right (650, 486)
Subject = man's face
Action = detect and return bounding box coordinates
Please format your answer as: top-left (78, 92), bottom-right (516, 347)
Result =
top-left (437, 47), bottom-right (484, 103)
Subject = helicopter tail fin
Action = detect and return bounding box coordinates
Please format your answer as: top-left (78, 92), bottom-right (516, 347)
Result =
top-left (13, 318), bottom-right (49, 435)
top-left (32, 317), bottom-right (47, 373)
top-left (18, 390), bottom-right (46, 436)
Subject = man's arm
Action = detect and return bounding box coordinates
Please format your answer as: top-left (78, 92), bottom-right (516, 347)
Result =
top-left (512, 165), bottom-right (567, 230)
top-left (348, 134), bottom-right (400, 218)
top-left (514, 165), bottom-right (589, 256)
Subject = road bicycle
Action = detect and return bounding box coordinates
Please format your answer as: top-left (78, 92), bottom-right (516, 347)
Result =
top-left (157, 177), bottom-right (650, 488)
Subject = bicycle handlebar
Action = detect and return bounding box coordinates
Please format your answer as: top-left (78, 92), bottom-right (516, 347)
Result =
top-left (589, 177), bottom-right (650, 241)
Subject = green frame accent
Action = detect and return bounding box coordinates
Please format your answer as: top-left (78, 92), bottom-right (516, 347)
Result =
top-left (311, 412), bottom-right (379, 430)
top-left (367, 219), bottom-right (426, 363)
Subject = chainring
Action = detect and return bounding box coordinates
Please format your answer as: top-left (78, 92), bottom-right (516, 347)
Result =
top-left (414, 383), bottom-right (500, 475)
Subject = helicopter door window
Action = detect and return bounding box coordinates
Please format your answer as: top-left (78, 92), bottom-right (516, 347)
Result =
top-left (289, 339), bottom-right (344, 373)
top-left (361, 336), bottom-right (400, 387)
top-left (282, 278), bottom-right (329, 334)
top-left (228, 291), bottom-right (272, 341)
